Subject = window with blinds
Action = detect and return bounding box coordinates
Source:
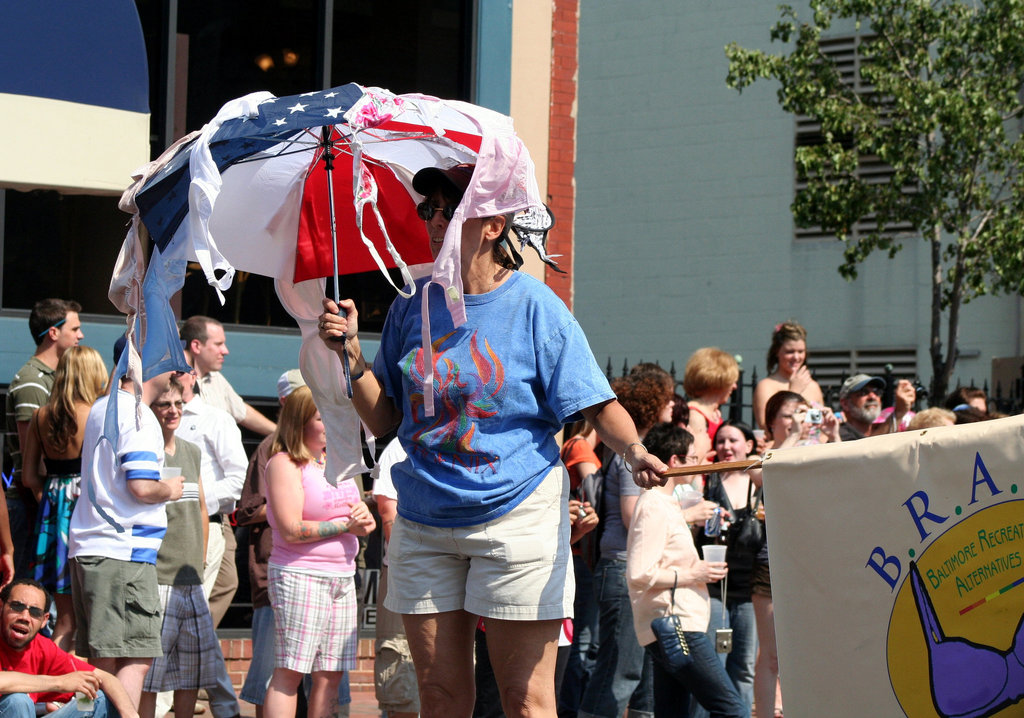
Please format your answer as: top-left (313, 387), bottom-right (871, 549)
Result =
top-left (793, 35), bottom-right (916, 242)
top-left (806, 347), bottom-right (919, 387)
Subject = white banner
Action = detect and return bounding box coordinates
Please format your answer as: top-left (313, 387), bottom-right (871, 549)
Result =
top-left (761, 415), bottom-right (1024, 717)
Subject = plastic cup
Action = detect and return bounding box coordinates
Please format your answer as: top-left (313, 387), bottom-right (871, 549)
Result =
top-left (75, 691), bottom-right (94, 714)
top-left (753, 430), bottom-right (765, 442)
top-left (160, 467), bottom-right (179, 479)
top-left (703, 545), bottom-right (727, 563)
top-left (677, 490), bottom-right (703, 510)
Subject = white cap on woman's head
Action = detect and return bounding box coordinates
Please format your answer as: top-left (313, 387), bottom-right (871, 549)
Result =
top-left (277, 369), bottom-right (305, 400)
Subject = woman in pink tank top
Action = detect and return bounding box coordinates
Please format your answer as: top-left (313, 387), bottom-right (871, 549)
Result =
top-left (263, 387), bottom-right (376, 717)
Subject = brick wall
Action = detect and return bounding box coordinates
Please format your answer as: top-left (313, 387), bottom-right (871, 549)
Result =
top-left (220, 636), bottom-right (377, 694)
top-left (546, 0), bottom-right (580, 310)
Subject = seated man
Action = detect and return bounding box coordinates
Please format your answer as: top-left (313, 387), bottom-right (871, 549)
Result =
top-left (0, 578), bottom-right (138, 717)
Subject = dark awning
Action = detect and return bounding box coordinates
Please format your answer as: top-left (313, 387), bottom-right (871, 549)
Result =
top-left (0, 0), bottom-right (150, 193)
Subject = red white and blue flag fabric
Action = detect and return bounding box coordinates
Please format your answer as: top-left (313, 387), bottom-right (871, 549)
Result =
top-left (110, 82), bottom-right (547, 434)
top-left (132, 83), bottom-right (484, 291)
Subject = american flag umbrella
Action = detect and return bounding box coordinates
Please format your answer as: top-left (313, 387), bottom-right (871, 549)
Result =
top-left (131, 83), bottom-right (493, 302)
top-left (108, 83), bottom-right (553, 466)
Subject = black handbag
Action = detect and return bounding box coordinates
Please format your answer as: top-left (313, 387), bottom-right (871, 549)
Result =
top-left (727, 478), bottom-right (763, 556)
top-left (649, 571), bottom-right (694, 671)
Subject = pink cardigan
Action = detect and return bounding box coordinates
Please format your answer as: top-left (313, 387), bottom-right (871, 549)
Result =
top-left (626, 490), bottom-right (710, 646)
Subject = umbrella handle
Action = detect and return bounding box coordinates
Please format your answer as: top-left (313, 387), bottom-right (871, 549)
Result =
top-left (326, 305), bottom-right (352, 398)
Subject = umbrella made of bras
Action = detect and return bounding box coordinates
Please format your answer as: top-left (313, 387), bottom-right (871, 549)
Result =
top-left (106, 83), bottom-right (550, 478)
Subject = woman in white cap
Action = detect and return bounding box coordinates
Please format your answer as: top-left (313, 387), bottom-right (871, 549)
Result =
top-left (318, 163), bottom-right (666, 718)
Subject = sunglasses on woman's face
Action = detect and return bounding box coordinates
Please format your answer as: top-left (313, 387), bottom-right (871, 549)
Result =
top-left (416, 201), bottom-right (458, 221)
top-left (6, 600), bottom-right (46, 619)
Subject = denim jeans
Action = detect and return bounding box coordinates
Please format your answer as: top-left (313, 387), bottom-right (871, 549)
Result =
top-left (557, 553), bottom-right (598, 717)
top-left (0, 691), bottom-right (115, 718)
top-left (207, 642), bottom-right (242, 718)
top-left (650, 632), bottom-right (748, 718)
top-left (690, 597), bottom-right (756, 718)
top-left (239, 605), bottom-right (275, 705)
top-left (577, 558), bottom-right (653, 718)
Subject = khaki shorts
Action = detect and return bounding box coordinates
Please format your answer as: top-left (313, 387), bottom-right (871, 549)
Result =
top-left (375, 634), bottom-right (419, 713)
top-left (71, 556), bottom-right (163, 658)
top-left (375, 566), bottom-right (419, 713)
top-left (384, 465), bottom-right (574, 621)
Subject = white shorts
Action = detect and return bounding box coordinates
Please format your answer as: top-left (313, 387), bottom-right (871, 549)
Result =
top-left (384, 465), bottom-right (573, 621)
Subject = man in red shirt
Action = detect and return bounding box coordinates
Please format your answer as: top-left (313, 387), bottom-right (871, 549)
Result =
top-left (0, 579), bottom-right (137, 717)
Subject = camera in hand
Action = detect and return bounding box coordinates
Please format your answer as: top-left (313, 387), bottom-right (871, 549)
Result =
top-left (805, 408), bottom-right (823, 424)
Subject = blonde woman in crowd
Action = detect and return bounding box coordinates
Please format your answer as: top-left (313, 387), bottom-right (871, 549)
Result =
top-left (263, 386), bottom-right (376, 717)
top-left (22, 345), bottom-right (107, 650)
top-left (908, 407), bottom-right (956, 430)
top-left (684, 348), bottom-right (740, 445)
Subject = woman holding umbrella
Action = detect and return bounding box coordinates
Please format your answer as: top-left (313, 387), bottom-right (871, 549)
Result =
top-left (319, 163), bottom-right (665, 718)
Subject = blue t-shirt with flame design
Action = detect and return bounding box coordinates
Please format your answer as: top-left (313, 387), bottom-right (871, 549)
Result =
top-left (374, 272), bottom-right (614, 527)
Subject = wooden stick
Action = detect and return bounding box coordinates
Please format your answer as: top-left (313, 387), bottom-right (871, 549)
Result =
top-left (661, 458), bottom-right (762, 477)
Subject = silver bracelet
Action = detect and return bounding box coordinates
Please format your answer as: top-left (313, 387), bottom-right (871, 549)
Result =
top-left (623, 441), bottom-right (646, 470)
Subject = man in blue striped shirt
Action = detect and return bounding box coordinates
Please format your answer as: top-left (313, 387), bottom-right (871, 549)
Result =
top-left (68, 360), bottom-right (184, 710)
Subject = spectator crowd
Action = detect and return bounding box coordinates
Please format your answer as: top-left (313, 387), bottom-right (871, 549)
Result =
top-left (1, 262), bottom-right (1006, 715)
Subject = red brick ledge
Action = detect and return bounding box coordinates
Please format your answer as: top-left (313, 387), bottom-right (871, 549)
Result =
top-left (220, 637), bottom-right (377, 694)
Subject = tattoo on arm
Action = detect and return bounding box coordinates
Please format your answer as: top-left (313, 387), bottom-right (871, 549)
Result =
top-left (293, 520), bottom-right (346, 541)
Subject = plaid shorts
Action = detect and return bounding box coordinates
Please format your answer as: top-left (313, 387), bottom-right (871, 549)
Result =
top-left (268, 565), bottom-right (358, 673)
top-left (143, 584), bottom-right (222, 692)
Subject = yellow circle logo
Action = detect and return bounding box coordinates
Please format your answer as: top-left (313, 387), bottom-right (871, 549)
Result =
top-left (887, 499), bottom-right (1024, 716)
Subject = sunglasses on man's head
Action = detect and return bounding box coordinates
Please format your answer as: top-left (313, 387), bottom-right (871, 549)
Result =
top-left (6, 600), bottom-right (46, 619)
top-left (416, 201), bottom-right (458, 222)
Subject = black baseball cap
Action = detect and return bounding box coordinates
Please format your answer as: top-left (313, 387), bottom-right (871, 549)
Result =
top-left (412, 163), bottom-right (475, 198)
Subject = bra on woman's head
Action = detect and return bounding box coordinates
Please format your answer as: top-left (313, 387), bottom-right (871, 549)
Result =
top-left (910, 561), bottom-right (1024, 717)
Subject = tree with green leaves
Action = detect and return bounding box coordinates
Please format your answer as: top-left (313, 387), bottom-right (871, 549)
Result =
top-left (726, 0), bottom-right (1024, 402)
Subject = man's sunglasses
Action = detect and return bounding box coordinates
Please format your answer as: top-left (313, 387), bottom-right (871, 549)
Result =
top-left (416, 202), bottom-right (457, 222)
top-left (6, 600), bottom-right (46, 619)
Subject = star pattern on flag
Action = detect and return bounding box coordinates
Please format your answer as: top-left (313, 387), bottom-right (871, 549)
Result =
top-left (200, 85), bottom-right (395, 160)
